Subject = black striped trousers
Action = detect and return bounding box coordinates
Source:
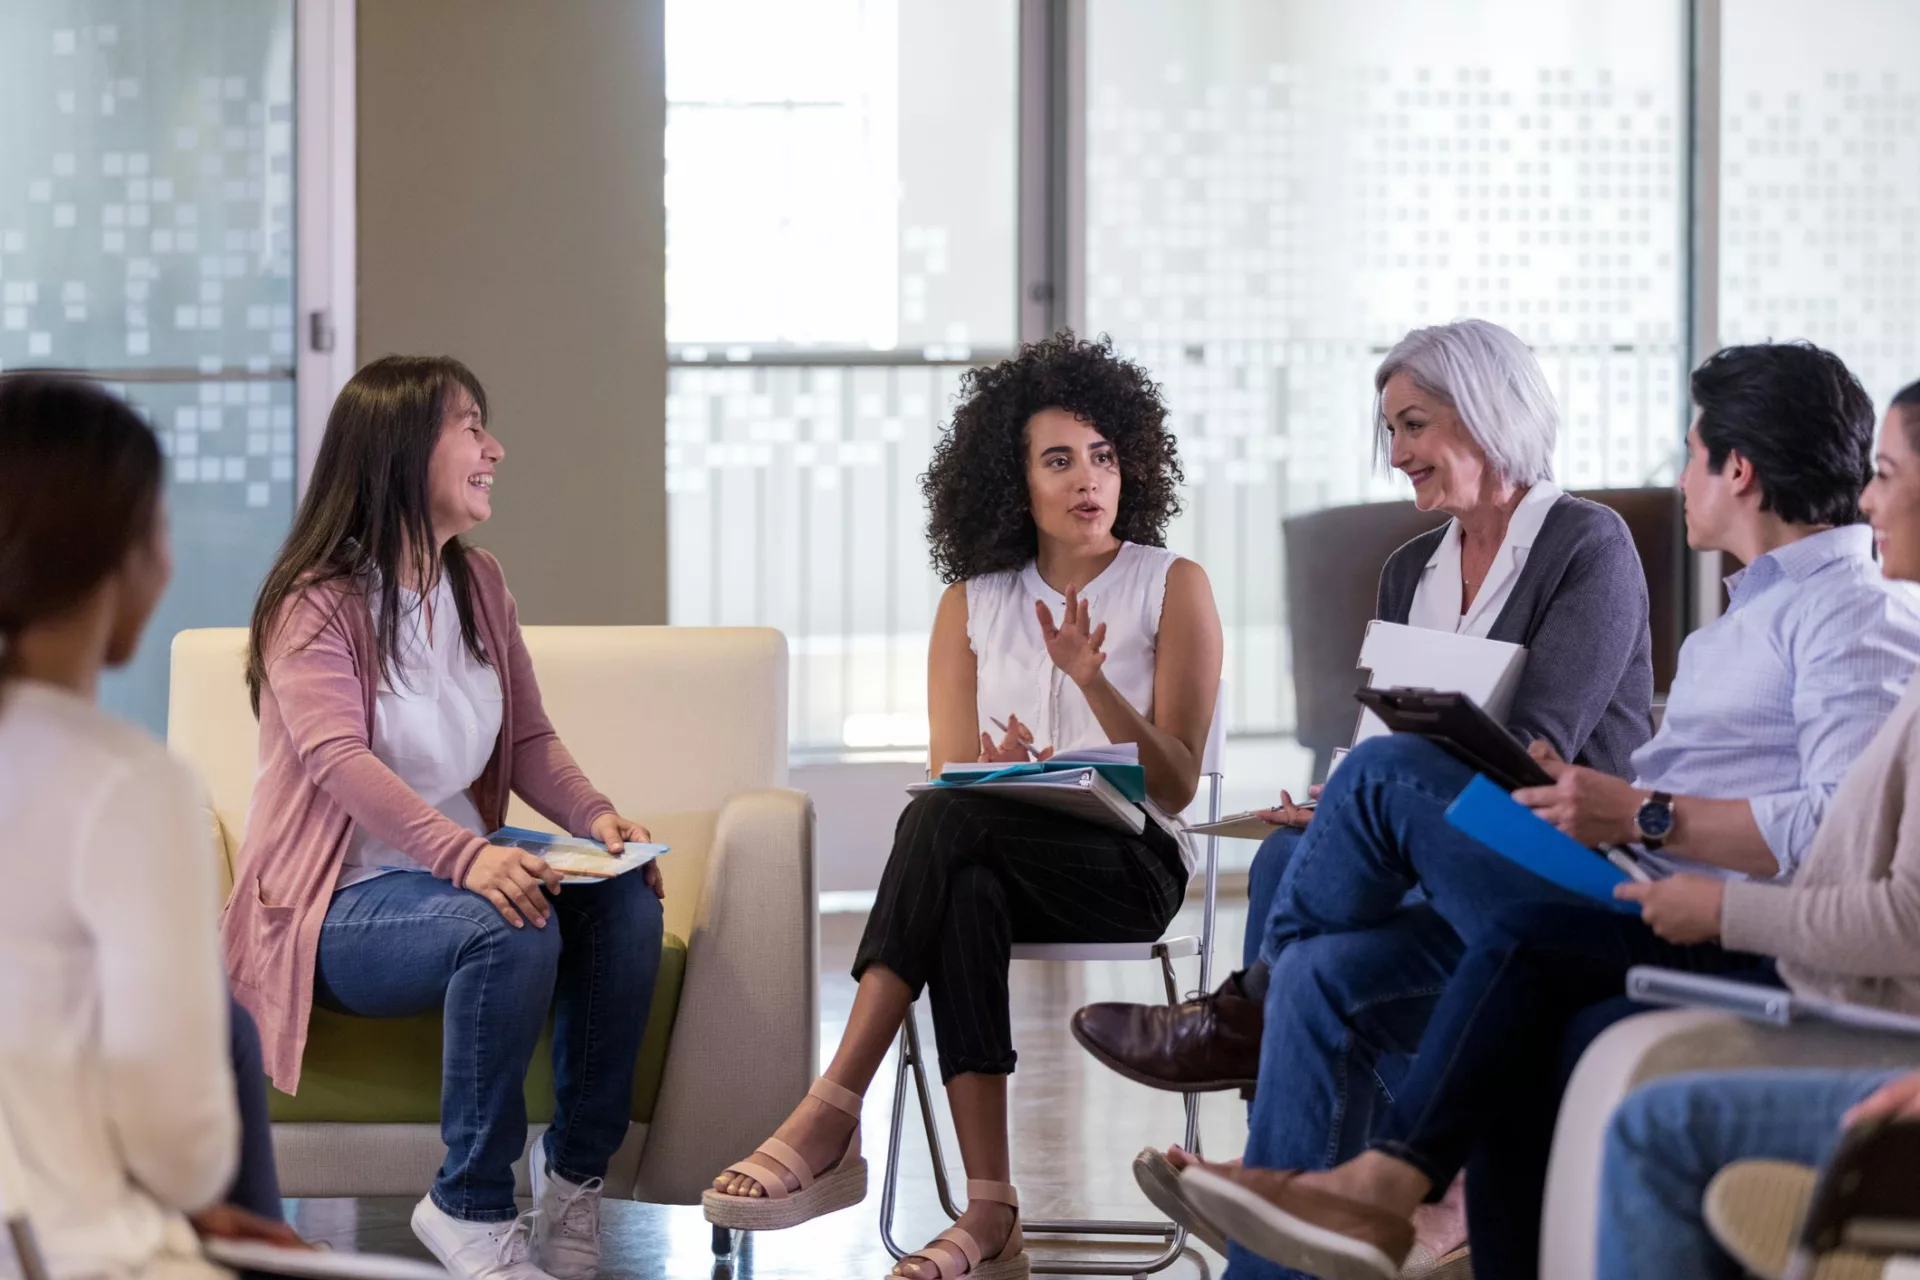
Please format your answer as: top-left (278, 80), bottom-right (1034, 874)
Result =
top-left (854, 788), bottom-right (1188, 1082)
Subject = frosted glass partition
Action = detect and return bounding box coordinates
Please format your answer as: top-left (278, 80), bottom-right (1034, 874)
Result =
top-left (0, 1), bottom-right (297, 733)
top-left (1085, 0), bottom-right (1689, 737)
top-left (1721, 0), bottom-right (1920, 412)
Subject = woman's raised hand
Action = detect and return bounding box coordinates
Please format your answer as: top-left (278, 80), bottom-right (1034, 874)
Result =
top-left (1035, 583), bottom-right (1108, 688)
top-left (464, 844), bottom-right (565, 928)
top-left (978, 713), bottom-right (1055, 763)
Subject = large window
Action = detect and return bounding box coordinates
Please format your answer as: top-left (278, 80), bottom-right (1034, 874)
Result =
top-left (668, 0), bottom-right (1920, 765)
top-left (664, 0), bottom-right (1018, 750)
top-left (0, 0), bottom-right (297, 731)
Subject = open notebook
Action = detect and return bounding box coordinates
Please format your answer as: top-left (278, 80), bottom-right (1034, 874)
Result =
top-left (908, 745), bottom-right (1148, 834)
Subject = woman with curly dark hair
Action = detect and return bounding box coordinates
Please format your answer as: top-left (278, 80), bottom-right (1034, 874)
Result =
top-left (706, 333), bottom-right (1223, 1279)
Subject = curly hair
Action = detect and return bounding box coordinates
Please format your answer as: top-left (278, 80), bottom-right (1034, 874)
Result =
top-left (922, 332), bottom-right (1183, 583)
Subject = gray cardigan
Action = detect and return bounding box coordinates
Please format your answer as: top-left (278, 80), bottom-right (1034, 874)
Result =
top-left (1375, 494), bottom-right (1655, 780)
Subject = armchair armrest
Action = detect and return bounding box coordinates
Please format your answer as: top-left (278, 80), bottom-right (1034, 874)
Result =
top-left (631, 787), bottom-right (818, 1203)
top-left (1542, 1008), bottom-right (1920, 1280)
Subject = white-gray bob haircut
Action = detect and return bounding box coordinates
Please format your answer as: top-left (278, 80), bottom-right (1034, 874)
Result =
top-left (1373, 319), bottom-right (1558, 486)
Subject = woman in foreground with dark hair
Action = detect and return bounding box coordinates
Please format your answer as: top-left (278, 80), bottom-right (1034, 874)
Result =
top-left (224, 356), bottom-right (663, 1280)
top-left (0, 374), bottom-right (300, 1277)
top-left (705, 332), bottom-right (1223, 1280)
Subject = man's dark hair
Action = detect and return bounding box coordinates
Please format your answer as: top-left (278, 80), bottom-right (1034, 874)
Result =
top-left (1690, 342), bottom-right (1875, 527)
top-left (1892, 379), bottom-right (1920, 451)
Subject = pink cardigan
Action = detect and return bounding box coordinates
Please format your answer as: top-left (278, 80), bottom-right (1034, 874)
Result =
top-left (222, 550), bottom-right (615, 1091)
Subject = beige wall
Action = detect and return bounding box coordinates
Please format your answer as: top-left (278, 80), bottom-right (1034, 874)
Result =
top-left (356, 1), bottom-right (667, 623)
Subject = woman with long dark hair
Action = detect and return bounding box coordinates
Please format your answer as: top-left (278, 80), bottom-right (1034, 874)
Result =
top-left (224, 355), bottom-right (663, 1280)
top-left (703, 333), bottom-right (1224, 1280)
top-left (0, 374), bottom-right (299, 1276)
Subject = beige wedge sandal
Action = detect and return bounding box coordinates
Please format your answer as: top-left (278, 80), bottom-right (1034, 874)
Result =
top-left (887, 1179), bottom-right (1030, 1280)
top-left (702, 1076), bottom-right (869, 1231)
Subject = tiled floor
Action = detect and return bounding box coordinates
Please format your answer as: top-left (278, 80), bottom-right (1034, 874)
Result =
top-left (287, 897), bottom-right (1252, 1279)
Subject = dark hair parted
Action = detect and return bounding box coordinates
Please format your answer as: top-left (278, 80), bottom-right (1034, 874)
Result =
top-left (1691, 341), bottom-right (1876, 527)
top-left (246, 355), bottom-right (490, 714)
top-left (0, 374), bottom-right (163, 667)
top-left (921, 332), bottom-right (1183, 583)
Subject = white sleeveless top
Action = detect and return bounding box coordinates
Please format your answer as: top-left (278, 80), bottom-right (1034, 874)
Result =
top-left (964, 540), bottom-right (1193, 872)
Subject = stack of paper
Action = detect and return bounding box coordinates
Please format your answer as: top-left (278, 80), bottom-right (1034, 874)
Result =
top-left (1353, 620), bottom-right (1528, 746)
top-left (908, 745), bottom-right (1148, 833)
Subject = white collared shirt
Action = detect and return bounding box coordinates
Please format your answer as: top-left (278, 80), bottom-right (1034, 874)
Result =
top-left (1407, 481), bottom-right (1564, 638)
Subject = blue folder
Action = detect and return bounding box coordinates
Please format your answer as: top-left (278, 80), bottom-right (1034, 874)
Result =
top-left (1443, 774), bottom-right (1640, 914)
top-left (933, 760), bottom-right (1148, 804)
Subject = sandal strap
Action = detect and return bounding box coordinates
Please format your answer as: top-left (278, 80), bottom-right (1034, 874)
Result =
top-left (903, 1230), bottom-right (978, 1278)
top-left (756, 1136), bottom-right (814, 1190)
top-left (720, 1154), bottom-right (793, 1201)
top-left (809, 1076), bottom-right (863, 1117)
top-left (966, 1179), bottom-right (1019, 1210)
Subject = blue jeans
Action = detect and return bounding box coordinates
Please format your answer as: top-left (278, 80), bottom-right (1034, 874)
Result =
top-left (226, 996), bottom-right (282, 1221)
top-left (1599, 1070), bottom-right (1898, 1280)
top-left (1226, 735), bottom-right (1594, 1280)
top-left (1261, 734), bottom-right (1592, 965)
top-left (315, 870), bottom-right (663, 1222)
top-left (1227, 909), bottom-right (1464, 1280)
top-left (1361, 905), bottom-right (1773, 1280)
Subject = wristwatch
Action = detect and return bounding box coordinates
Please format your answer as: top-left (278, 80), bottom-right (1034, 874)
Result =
top-left (1634, 791), bottom-right (1676, 850)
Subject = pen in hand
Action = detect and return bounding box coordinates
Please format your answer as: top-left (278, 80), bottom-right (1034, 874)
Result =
top-left (988, 716), bottom-right (1038, 760)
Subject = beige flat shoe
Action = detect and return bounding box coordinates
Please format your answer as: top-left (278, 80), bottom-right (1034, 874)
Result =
top-left (702, 1076), bottom-right (868, 1231)
top-left (1400, 1243), bottom-right (1472, 1279)
top-left (1705, 1160), bottom-right (1888, 1280)
top-left (1133, 1148), bottom-right (1230, 1255)
top-left (1181, 1164), bottom-right (1414, 1280)
top-left (887, 1179), bottom-right (1030, 1280)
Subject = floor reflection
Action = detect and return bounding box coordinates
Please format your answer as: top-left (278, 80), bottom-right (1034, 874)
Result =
top-left (289, 897), bottom-right (1249, 1279)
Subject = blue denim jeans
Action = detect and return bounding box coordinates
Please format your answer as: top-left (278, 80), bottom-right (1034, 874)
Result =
top-left (226, 995), bottom-right (283, 1221)
top-left (1227, 734), bottom-right (1594, 1280)
top-left (315, 869), bottom-right (663, 1222)
top-left (1261, 734), bottom-right (1593, 965)
top-left (1599, 1070), bottom-right (1898, 1280)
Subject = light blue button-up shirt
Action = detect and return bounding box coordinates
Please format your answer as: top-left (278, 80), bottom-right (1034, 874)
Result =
top-left (1634, 525), bottom-right (1920, 881)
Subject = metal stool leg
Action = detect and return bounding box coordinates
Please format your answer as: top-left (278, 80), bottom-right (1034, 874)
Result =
top-left (879, 990), bottom-right (1202, 1276)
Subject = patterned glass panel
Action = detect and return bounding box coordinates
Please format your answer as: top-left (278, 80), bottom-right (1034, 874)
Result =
top-left (1085, 0), bottom-right (1689, 738)
top-left (668, 364), bottom-right (958, 749)
top-left (0, 1), bottom-right (297, 733)
top-left (0, 1), bottom-right (295, 371)
top-left (1721, 0), bottom-right (1920, 410)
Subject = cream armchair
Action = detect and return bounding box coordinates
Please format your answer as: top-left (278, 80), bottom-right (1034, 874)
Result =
top-left (1540, 1008), bottom-right (1920, 1280)
top-left (167, 625), bottom-right (817, 1207)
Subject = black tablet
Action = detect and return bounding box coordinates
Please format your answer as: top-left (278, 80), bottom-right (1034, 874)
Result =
top-left (1352, 686), bottom-right (1554, 791)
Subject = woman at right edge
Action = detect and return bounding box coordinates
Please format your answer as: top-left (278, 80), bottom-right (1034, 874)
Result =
top-left (704, 332), bottom-right (1224, 1280)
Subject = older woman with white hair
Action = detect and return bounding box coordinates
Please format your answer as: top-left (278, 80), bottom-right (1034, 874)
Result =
top-left (1071, 319), bottom-right (1654, 1273)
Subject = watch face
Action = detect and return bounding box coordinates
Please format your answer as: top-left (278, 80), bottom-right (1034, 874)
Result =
top-left (1637, 799), bottom-right (1675, 840)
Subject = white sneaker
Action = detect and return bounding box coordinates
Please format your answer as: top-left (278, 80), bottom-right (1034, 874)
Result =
top-left (530, 1159), bottom-right (604, 1280)
top-left (411, 1195), bottom-right (557, 1280)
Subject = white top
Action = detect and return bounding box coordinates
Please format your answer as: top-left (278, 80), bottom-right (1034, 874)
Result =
top-left (336, 575), bottom-right (504, 890)
top-left (0, 680), bottom-right (236, 1280)
top-left (1407, 482), bottom-right (1563, 638)
top-left (965, 540), bottom-right (1194, 871)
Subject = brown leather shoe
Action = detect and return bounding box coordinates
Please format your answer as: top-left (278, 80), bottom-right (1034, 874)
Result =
top-left (1070, 971), bottom-right (1262, 1093)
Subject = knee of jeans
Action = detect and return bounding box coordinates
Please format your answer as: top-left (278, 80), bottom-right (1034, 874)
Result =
top-left (598, 870), bottom-right (665, 942)
top-left (467, 899), bottom-right (565, 968)
top-left (1265, 935), bottom-right (1354, 1026)
top-left (1337, 732), bottom-right (1456, 783)
top-left (1251, 825), bottom-right (1304, 880)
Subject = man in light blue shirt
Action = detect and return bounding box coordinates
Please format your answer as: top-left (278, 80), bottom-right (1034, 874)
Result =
top-left (1082, 342), bottom-right (1920, 1280)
